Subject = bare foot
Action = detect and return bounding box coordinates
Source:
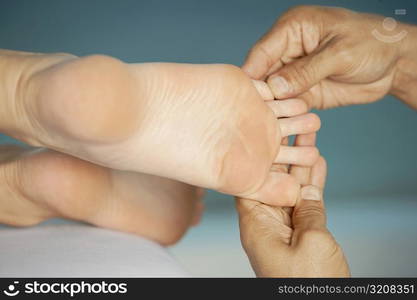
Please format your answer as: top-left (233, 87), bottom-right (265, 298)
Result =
top-left (0, 145), bottom-right (203, 245)
top-left (18, 55), bottom-right (320, 205)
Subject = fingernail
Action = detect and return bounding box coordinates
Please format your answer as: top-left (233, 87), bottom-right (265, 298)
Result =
top-left (269, 76), bottom-right (291, 98)
top-left (301, 185), bottom-right (322, 201)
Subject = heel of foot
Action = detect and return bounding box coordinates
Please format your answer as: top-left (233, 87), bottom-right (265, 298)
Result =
top-left (34, 55), bottom-right (142, 143)
top-left (19, 150), bottom-right (112, 221)
top-left (0, 154), bottom-right (53, 226)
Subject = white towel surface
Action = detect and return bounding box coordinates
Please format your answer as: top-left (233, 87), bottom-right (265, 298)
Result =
top-left (0, 222), bottom-right (188, 277)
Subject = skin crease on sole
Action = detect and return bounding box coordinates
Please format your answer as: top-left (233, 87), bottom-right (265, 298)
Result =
top-left (20, 55), bottom-right (320, 207)
top-left (0, 145), bottom-right (204, 246)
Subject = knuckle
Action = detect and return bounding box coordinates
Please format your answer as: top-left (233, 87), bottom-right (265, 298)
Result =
top-left (251, 43), bottom-right (275, 69)
top-left (284, 62), bottom-right (316, 90)
top-left (281, 5), bottom-right (325, 25)
top-left (294, 204), bottom-right (325, 220)
top-left (327, 43), bottom-right (356, 69)
top-left (285, 5), bottom-right (316, 17)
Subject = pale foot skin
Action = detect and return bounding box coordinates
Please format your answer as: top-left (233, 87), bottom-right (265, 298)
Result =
top-left (0, 145), bottom-right (203, 246)
top-left (237, 134), bottom-right (350, 277)
top-left (1, 51), bottom-right (320, 206)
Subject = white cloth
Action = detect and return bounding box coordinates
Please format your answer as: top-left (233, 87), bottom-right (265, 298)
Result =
top-left (0, 223), bottom-right (189, 277)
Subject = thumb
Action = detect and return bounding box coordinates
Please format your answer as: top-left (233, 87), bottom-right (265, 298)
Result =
top-left (267, 48), bottom-right (339, 99)
top-left (292, 156), bottom-right (327, 232)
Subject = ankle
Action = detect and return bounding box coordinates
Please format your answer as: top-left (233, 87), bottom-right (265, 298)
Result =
top-left (0, 52), bottom-right (77, 145)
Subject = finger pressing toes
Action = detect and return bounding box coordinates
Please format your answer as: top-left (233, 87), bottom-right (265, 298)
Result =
top-left (292, 156), bottom-right (328, 231)
top-left (267, 98), bottom-right (308, 117)
top-left (293, 176), bottom-right (326, 231)
top-left (279, 113), bottom-right (321, 137)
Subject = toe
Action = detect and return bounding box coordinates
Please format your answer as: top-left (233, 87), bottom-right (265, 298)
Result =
top-left (275, 145), bottom-right (320, 166)
top-left (240, 172), bottom-right (300, 207)
top-left (267, 98), bottom-right (308, 117)
top-left (252, 79), bottom-right (274, 100)
top-left (279, 113), bottom-right (321, 137)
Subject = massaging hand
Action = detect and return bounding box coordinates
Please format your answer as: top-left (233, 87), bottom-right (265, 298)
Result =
top-left (236, 134), bottom-right (350, 277)
top-left (243, 5), bottom-right (417, 110)
top-left (1, 50), bottom-right (320, 206)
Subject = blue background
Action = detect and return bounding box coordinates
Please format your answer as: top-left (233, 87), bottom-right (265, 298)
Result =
top-left (1, 0), bottom-right (416, 276)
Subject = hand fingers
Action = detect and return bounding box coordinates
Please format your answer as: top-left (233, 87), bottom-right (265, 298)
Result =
top-left (242, 26), bottom-right (288, 80)
top-left (298, 78), bottom-right (393, 110)
top-left (292, 156), bottom-right (327, 232)
top-left (279, 113), bottom-right (321, 137)
top-left (236, 198), bottom-right (292, 230)
top-left (266, 43), bottom-right (342, 99)
top-left (242, 7), bottom-right (331, 81)
top-left (297, 155), bottom-right (327, 203)
top-left (236, 197), bottom-right (293, 254)
top-left (267, 98), bottom-right (308, 117)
